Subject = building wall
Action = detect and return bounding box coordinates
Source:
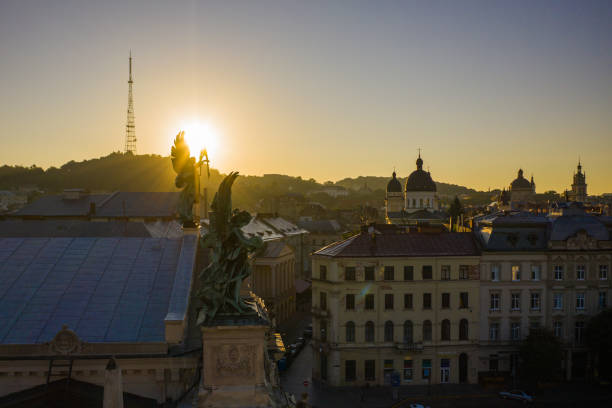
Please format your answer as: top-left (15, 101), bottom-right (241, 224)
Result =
top-left (404, 192), bottom-right (438, 213)
top-left (311, 256), bottom-right (480, 386)
top-left (252, 251), bottom-right (297, 325)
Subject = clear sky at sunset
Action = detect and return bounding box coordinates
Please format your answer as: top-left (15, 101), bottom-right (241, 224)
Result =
top-left (1, 0), bottom-right (611, 193)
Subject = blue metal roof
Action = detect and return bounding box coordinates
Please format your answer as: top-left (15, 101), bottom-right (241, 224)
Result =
top-left (0, 236), bottom-right (195, 344)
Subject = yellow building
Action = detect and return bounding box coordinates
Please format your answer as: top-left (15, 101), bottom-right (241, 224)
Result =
top-left (311, 225), bottom-right (481, 386)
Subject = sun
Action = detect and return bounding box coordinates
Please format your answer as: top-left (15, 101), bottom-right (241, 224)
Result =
top-left (181, 120), bottom-right (220, 158)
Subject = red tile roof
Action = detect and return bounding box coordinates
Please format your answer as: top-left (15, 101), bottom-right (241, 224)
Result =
top-left (314, 231), bottom-right (480, 258)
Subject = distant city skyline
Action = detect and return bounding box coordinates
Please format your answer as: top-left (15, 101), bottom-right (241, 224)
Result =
top-left (1, 1), bottom-right (611, 194)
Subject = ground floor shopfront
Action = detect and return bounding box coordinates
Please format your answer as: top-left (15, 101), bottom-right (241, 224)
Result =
top-left (312, 343), bottom-right (479, 386)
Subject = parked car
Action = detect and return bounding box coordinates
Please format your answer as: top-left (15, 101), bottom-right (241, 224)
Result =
top-left (296, 336), bottom-right (305, 346)
top-left (499, 390), bottom-right (533, 404)
top-left (303, 326), bottom-right (313, 338)
top-left (409, 404), bottom-right (430, 408)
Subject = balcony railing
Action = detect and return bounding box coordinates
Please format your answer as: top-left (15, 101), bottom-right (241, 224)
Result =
top-left (311, 306), bottom-right (329, 318)
top-left (395, 342), bottom-right (424, 352)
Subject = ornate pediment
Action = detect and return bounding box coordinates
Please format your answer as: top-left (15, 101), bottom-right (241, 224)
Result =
top-left (566, 230), bottom-right (599, 250)
top-left (49, 325), bottom-right (83, 355)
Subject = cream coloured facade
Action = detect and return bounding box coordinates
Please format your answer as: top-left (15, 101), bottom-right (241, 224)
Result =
top-left (311, 230), bottom-right (481, 386)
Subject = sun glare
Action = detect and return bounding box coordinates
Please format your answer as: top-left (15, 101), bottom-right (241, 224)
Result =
top-left (181, 120), bottom-right (220, 159)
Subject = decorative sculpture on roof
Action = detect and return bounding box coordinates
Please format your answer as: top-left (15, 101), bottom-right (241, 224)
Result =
top-left (170, 131), bottom-right (209, 226)
top-left (197, 172), bottom-right (263, 325)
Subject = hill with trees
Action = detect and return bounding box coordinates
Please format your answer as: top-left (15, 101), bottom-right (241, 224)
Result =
top-left (0, 152), bottom-right (492, 212)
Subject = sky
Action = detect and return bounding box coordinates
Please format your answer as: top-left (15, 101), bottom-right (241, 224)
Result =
top-left (1, 0), bottom-right (611, 193)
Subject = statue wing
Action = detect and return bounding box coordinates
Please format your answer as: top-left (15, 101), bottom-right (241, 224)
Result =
top-left (211, 171), bottom-right (239, 239)
top-left (171, 131), bottom-right (190, 174)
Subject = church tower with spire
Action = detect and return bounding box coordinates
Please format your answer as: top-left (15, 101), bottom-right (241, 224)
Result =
top-left (570, 160), bottom-right (587, 202)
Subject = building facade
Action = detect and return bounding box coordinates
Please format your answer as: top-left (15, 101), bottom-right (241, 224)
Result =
top-left (311, 228), bottom-right (481, 386)
top-left (475, 209), bottom-right (612, 381)
top-left (569, 161), bottom-right (587, 203)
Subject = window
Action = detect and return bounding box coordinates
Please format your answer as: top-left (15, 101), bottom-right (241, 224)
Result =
top-left (346, 294), bottom-right (355, 310)
top-left (345, 266), bottom-right (356, 281)
top-left (345, 321), bottom-right (355, 342)
top-left (531, 265), bottom-right (541, 281)
top-left (422, 359), bottom-right (432, 379)
top-left (403, 359), bottom-right (413, 381)
top-left (321, 353), bottom-right (327, 380)
top-left (384, 360), bottom-right (394, 383)
top-left (489, 356), bottom-right (499, 371)
top-left (599, 291), bottom-right (607, 309)
top-left (441, 319), bottom-right (451, 340)
top-left (384, 321), bottom-right (394, 342)
top-left (489, 323), bottom-right (499, 341)
top-left (511, 322), bottom-right (521, 340)
top-left (575, 321), bottom-right (585, 345)
top-left (384, 266), bottom-right (395, 281)
top-left (553, 293), bottom-right (563, 310)
top-left (459, 265), bottom-right (469, 280)
top-left (441, 293), bottom-right (450, 309)
top-left (511, 293), bottom-right (521, 311)
top-left (511, 265), bottom-right (521, 281)
top-left (385, 293), bottom-right (394, 310)
top-left (404, 265), bottom-right (414, 281)
top-left (365, 294), bottom-right (375, 310)
top-left (365, 360), bottom-right (375, 381)
top-left (553, 321), bottom-right (563, 338)
top-left (600, 265), bottom-right (608, 280)
top-left (440, 359), bottom-right (450, 383)
top-left (320, 320), bottom-right (327, 342)
top-left (491, 265), bottom-right (500, 281)
top-left (490, 293), bottom-right (500, 311)
top-left (423, 320), bottom-right (432, 341)
top-left (423, 293), bottom-right (432, 309)
top-left (422, 265), bottom-right (433, 280)
top-left (320, 292), bottom-right (327, 310)
top-left (530, 293), bottom-right (540, 310)
top-left (459, 292), bottom-right (469, 309)
top-left (441, 265), bottom-right (451, 280)
top-left (404, 293), bottom-right (413, 309)
top-left (459, 319), bottom-right (468, 340)
top-left (554, 265), bottom-right (564, 281)
top-left (576, 293), bottom-right (585, 311)
top-left (320, 265), bottom-right (327, 281)
top-left (364, 266), bottom-right (375, 281)
top-left (365, 321), bottom-right (375, 342)
top-left (403, 321), bottom-right (413, 343)
top-left (576, 264), bottom-right (585, 280)
top-left (345, 360), bottom-right (356, 381)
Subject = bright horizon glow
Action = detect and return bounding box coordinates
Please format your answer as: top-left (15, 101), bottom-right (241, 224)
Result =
top-left (180, 120), bottom-right (220, 160)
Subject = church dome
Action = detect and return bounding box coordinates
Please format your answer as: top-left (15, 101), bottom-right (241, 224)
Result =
top-left (510, 169), bottom-right (532, 190)
top-left (405, 155), bottom-right (436, 192)
top-left (387, 171), bottom-right (402, 193)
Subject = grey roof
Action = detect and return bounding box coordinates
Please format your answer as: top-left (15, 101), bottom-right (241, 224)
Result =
top-left (13, 194), bottom-right (108, 217)
top-left (296, 219), bottom-right (343, 234)
top-left (549, 215), bottom-right (609, 241)
top-left (94, 192), bottom-right (179, 218)
top-left (0, 235), bottom-right (196, 344)
top-left (12, 192), bottom-right (180, 219)
top-left (258, 241), bottom-right (292, 258)
top-left (0, 220), bottom-right (152, 237)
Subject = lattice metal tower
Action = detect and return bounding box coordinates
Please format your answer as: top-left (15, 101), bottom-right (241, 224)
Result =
top-left (124, 51), bottom-right (137, 154)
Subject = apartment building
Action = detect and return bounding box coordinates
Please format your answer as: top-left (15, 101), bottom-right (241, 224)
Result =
top-left (311, 226), bottom-right (481, 386)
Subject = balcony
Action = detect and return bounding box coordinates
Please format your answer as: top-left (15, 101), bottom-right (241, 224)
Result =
top-left (395, 342), bottom-right (424, 352)
top-left (311, 306), bottom-right (330, 318)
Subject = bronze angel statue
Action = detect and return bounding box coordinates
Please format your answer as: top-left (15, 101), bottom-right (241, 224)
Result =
top-left (170, 131), bottom-right (209, 226)
top-left (197, 172), bottom-right (263, 325)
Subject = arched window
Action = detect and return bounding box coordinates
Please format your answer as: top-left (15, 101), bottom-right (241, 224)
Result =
top-left (441, 319), bottom-right (451, 341)
top-left (419, 198), bottom-right (423, 208)
top-left (346, 321), bottom-right (355, 342)
top-left (412, 198), bottom-right (416, 207)
top-left (365, 321), bottom-right (375, 342)
top-left (384, 321), bottom-right (394, 342)
top-left (423, 320), bottom-right (432, 341)
top-left (403, 320), bottom-right (413, 343)
top-left (459, 319), bottom-right (469, 340)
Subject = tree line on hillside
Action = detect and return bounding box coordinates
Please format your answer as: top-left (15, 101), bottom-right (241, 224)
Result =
top-left (0, 152), bottom-right (483, 213)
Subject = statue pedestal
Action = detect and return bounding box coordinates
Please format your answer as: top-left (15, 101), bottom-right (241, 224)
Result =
top-left (196, 309), bottom-right (273, 408)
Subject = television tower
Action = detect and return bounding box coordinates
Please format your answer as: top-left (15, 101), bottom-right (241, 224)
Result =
top-left (124, 51), bottom-right (137, 154)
